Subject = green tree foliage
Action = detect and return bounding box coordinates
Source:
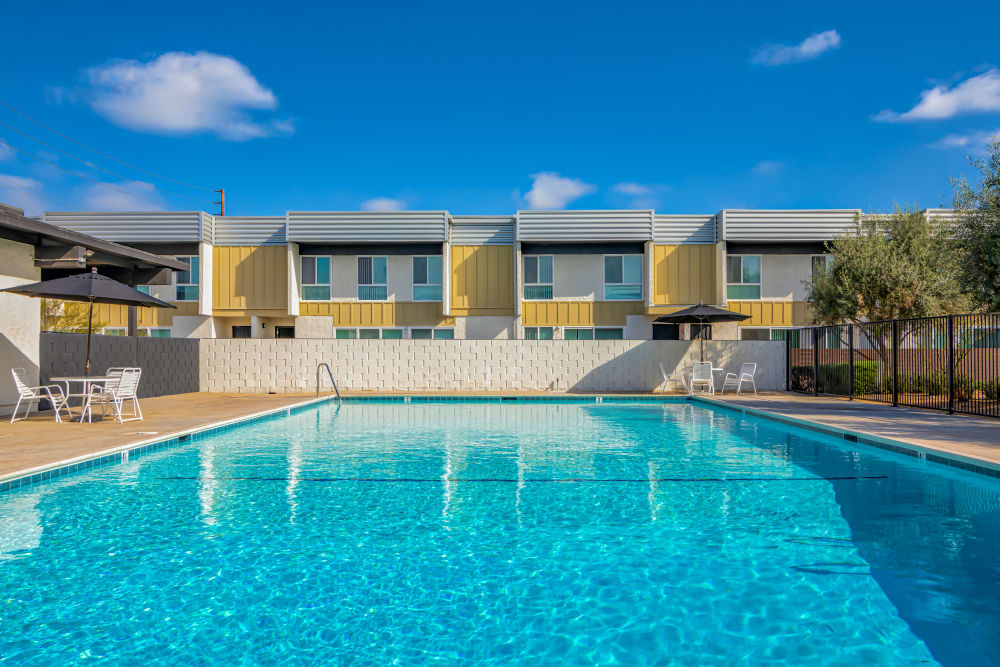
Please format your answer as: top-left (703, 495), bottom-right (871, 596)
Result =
top-left (806, 206), bottom-right (969, 325)
top-left (951, 136), bottom-right (1000, 312)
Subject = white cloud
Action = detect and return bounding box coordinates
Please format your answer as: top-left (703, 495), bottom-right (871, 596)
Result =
top-left (0, 174), bottom-right (47, 215)
top-left (524, 172), bottom-right (596, 209)
top-left (80, 180), bottom-right (165, 211)
top-left (751, 160), bottom-right (784, 175)
top-left (361, 197), bottom-right (405, 212)
top-left (929, 128), bottom-right (1000, 154)
top-left (751, 30), bottom-right (841, 66)
top-left (873, 69), bottom-right (1000, 122)
top-left (612, 181), bottom-right (670, 208)
top-left (85, 51), bottom-right (293, 141)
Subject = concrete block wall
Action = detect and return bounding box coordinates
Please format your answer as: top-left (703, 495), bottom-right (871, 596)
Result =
top-left (198, 339), bottom-right (785, 393)
top-left (40, 333), bottom-right (200, 398)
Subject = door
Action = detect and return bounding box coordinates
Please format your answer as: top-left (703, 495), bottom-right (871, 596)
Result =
top-left (652, 324), bottom-right (680, 340)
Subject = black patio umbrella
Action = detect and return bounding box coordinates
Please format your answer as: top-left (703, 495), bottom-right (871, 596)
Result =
top-left (653, 301), bottom-right (750, 361)
top-left (1, 267), bottom-right (175, 376)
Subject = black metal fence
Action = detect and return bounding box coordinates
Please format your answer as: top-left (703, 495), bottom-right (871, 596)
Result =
top-left (787, 313), bottom-right (1000, 418)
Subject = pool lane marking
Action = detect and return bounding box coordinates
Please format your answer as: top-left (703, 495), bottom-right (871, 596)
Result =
top-left (157, 475), bottom-right (889, 483)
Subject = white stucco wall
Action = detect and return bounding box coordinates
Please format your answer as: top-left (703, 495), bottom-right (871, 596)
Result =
top-left (760, 254), bottom-right (814, 301)
top-left (0, 238), bottom-right (41, 415)
top-left (294, 316), bottom-right (334, 339)
top-left (551, 254), bottom-right (603, 300)
top-left (198, 339), bottom-right (786, 393)
top-left (461, 316), bottom-right (516, 340)
top-left (172, 315), bottom-right (217, 339)
top-left (321, 254), bottom-right (440, 303)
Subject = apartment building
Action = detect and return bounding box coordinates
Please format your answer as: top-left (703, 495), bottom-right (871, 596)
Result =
top-left (44, 207), bottom-right (952, 341)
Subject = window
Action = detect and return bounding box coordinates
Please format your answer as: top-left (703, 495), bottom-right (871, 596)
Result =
top-left (412, 256), bottom-right (442, 301)
top-left (232, 326), bottom-right (251, 339)
top-left (564, 327), bottom-right (624, 340)
top-left (301, 256), bottom-right (332, 301)
top-left (740, 328), bottom-right (771, 341)
top-left (336, 328), bottom-right (403, 339)
top-left (726, 255), bottom-right (761, 300)
top-left (811, 255), bottom-right (832, 279)
top-left (358, 256), bottom-right (388, 300)
top-left (523, 255), bottom-right (553, 300)
top-left (604, 255), bottom-right (643, 300)
top-left (136, 285), bottom-right (151, 295)
top-left (175, 256), bottom-right (199, 301)
top-left (524, 326), bottom-right (554, 340)
top-left (102, 327), bottom-right (126, 336)
top-left (411, 328), bottom-right (454, 339)
top-left (145, 328), bottom-right (171, 338)
top-left (275, 326), bottom-right (295, 339)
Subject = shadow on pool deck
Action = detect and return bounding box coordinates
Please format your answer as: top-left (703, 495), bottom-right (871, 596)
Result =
top-left (708, 392), bottom-right (1000, 466)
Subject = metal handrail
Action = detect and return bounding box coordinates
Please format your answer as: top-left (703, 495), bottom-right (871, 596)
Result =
top-left (316, 363), bottom-right (342, 401)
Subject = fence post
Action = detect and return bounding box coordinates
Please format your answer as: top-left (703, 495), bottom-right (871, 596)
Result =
top-left (848, 324), bottom-right (854, 401)
top-left (785, 335), bottom-right (791, 391)
top-left (891, 319), bottom-right (899, 407)
top-left (947, 314), bottom-right (955, 414)
top-left (812, 327), bottom-right (820, 396)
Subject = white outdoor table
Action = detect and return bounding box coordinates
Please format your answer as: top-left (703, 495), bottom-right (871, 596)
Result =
top-left (682, 366), bottom-right (725, 394)
top-left (50, 376), bottom-right (113, 422)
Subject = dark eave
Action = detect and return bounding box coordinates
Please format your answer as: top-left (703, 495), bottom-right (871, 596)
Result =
top-left (0, 204), bottom-right (188, 271)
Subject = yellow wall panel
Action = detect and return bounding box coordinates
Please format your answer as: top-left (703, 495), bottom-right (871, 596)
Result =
top-left (54, 301), bottom-right (199, 329)
top-left (213, 245), bottom-right (287, 312)
top-left (299, 301), bottom-right (454, 327)
top-left (728, 300), bottom-right (814, 326)
top-left (652, 244), bottom-right (716, 305)
top-left (521, 301), bottom-right (644, 326)
top-left (450, 245), bottom-right (514, 314)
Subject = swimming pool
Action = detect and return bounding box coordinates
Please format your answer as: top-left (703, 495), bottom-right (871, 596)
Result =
top-left (1, 399), bottom-right (999, 665)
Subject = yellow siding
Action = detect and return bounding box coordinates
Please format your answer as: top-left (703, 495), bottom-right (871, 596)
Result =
top-left (652, 244), bottom-right (716, 305)
top-left (728, 300), bottom-right (814, 326)
top-left (450, 245), bottom-right (514, 315)
top-left (213, 245), bottom-right (287, 312)
top-left (60, 301), bottom-right (200, 328)
top-left (521, 301), bottom-right (645, 326)
top-left (299, 302), bottom-right (455, 327)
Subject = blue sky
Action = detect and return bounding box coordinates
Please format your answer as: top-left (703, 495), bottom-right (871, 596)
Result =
top-left (1, 1), bottom-right (999, 216)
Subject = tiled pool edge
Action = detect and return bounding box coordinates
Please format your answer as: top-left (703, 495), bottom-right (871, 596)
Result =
top-left (0, 396), bottom-right (335, 494)
top-left (694, 396), bottom-right (1000, 479)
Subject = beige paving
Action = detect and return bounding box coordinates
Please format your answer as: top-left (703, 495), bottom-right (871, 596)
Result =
top-left (0, 392), bottom-right (323, 480)
top-left (709, 392), bottom-right (1000, 467)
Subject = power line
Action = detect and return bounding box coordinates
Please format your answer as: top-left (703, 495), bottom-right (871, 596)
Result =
top-left (0, 100), bottom-right (214, 192)
top-left (0, 118), bottom-right (209, 205)
top-left (0, 139), bottom-right (165, 207)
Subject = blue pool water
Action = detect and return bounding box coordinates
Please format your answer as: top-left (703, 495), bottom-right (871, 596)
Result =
top-left (2, 400), bottom-right (1000, 665)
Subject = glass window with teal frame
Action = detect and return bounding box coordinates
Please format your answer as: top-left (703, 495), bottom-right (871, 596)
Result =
top-left (412, 255), bottom-right (442, 301)
top-left (523, 255), bottom-right (553, 300)
top-left (725, 255), bottom-right (761, 300)
top-left (301, 256), bottom-right (332, 301)
top-left (358, 256), bottom-right (388, 300)
top-left (564, 328), bottom-right (594, 340)
top-left (174, 256), bottom-right (199, 301)
top-left (335, 329), bottom-right (357, 339)
top-left (524, 326), bottom-right (554, 340)
top-left (604, 255), bottom-right (643, 300)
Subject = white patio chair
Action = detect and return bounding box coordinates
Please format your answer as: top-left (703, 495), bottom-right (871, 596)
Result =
top-left (658, 362), bottom-right (690, 394)
top-left (689, 361), bottom-right (715, 395)
top-left (86, 368), bottom-right (143, 423)
top-left (722, 363), bottom-right (758, 396)
top-left (10, 368), bottom-right (71, 423)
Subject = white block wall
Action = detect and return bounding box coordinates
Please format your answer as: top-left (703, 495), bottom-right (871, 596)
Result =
top-left (198, 339), bottom-right (785, 393)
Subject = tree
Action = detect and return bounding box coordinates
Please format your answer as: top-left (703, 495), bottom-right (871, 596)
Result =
top-left (806, 206), bottom-right (969, 325)
top-left (950, 136), bottom-right (1000, 312)
top-left (40, 299), bottom-right (107, 333)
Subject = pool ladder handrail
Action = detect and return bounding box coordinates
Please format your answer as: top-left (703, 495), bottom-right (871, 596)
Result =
top-left (316, 363), bottom-right (342, 401)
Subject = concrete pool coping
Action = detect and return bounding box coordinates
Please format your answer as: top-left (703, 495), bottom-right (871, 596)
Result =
top-left (2, 391), bottom-right (999, 493)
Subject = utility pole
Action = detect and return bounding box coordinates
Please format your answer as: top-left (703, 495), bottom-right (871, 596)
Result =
top-left (214, 188), bottom-right (226, 216)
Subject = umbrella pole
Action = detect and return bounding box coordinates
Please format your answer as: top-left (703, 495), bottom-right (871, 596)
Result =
top-left (85, 298), bottom-right (93, 377)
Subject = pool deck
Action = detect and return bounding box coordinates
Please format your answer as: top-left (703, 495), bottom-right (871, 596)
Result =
top-left (708, 392), bottom-right (1000, 468)
top-left (2, 390), bottom-right (999, 485)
